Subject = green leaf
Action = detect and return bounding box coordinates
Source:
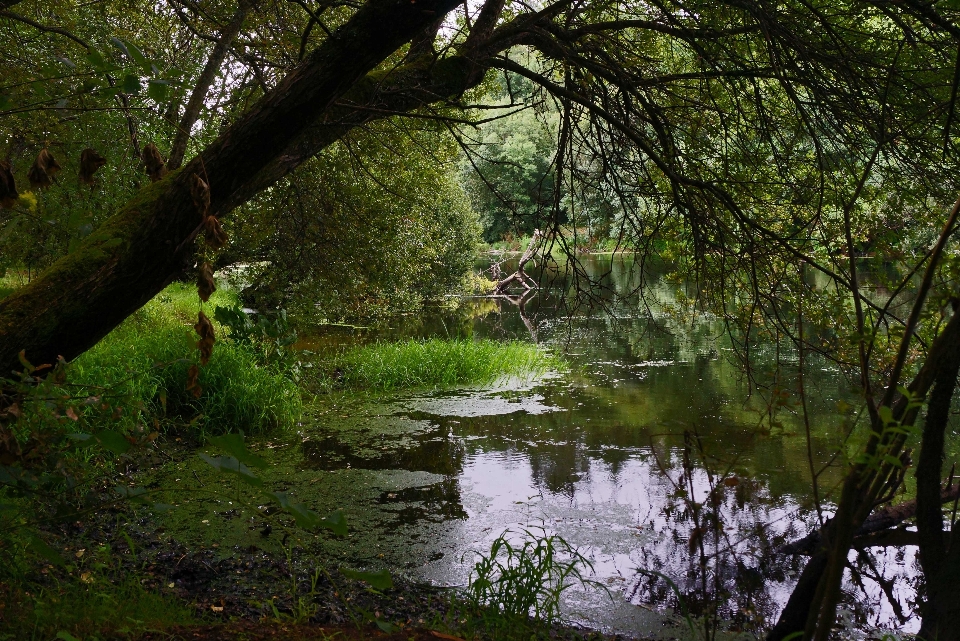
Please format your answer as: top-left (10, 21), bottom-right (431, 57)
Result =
top-left (0, 94), bottom-right (10, 111)
top-left (375, 618), bottom-right (398, 633)
top-left (319, 509), bottom-right (348, 536)
top-left (882, 455), bottom-right (904, 468)
top-left (0, 465), bottom-right (37, 488)
top-left (66, 432), bottom-right (95, 447)
top-left (340, 567), bottom-right (393, 591)
top-left (207, 433), bottom-right (267, 469)
top-left (121, 74), bottom-right (141, 95)
top-left (122, 39), bottom-right (152, 73)
top-left (27, 534), bottom-right (65, 567)
top-left (147, 79), bottom-right (170, 102)
top-left (109, 37), bottom-right (130, 58)
top-left (95, 430), bottom-right (131, 455)
top-left (151, 503), bottom-right (175, 512)
top-left (268, 491), bottom-right (321, 529)
top-left (199, 454), bottom-right (263, 487)
top-left (55, 632), bottom-right (81, 641)
top-left (877, 406), bottom-right (894, 426)
top-left (85, 49), bottom-right (109, 71)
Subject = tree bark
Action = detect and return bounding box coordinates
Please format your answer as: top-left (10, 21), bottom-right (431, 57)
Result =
top-left (780, 485), bottom-right (960, 555)
top-left (916, 307), bottom-right (960, 641)
top-left (0, 0), bottom-right (462, 374)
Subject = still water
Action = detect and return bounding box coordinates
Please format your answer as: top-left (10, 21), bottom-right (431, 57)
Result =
top-left (159, 255), bottom-right (920, 638)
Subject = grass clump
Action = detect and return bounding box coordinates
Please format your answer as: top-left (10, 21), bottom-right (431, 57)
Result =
top-left (313, 338), bottom-right (561, 392)
top-left (429, 529), bottom-right (602, 641)
top-left (69, 283), bottom-right (301, 436)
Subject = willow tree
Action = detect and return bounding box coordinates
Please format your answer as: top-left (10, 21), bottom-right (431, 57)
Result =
top-left (4, 0), bottom-right (960, 638)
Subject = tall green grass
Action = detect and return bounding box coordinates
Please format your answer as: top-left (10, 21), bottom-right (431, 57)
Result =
top-left (69, 283), bottom-right (301, 436)
top-left (312, 338), bottom-right (561, 392)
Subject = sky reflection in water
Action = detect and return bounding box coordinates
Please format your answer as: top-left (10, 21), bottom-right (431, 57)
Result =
top-left (287, 255), bottom-right (920, 637)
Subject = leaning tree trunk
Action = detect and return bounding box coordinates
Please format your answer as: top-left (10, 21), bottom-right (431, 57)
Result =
top-left (0, 0), bottom-right (463, 374)
top-left (495, 229), bottom-right (543, 293)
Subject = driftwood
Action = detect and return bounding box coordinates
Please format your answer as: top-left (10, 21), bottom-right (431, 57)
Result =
top-left (494, 229), bottom-right (543, 294)
top-left (780, 483), bottom-right (960, 555)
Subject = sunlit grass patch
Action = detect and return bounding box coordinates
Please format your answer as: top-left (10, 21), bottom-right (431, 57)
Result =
top-left (311, 338), bottom-right (562, 392)
top-left (69, 283), bottom-right (301, 436)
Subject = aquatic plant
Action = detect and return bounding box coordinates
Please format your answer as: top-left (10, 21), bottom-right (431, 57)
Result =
top-left (463, 529), bottom-right (601, 630)
top-left (312, 338), bottom-right (561, 392)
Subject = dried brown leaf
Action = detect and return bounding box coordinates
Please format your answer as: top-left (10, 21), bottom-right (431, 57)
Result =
top-left (191, 173), bottom-right (210, 217)
top-left (197, 262), bottom-right (216, 302)
top-left (142, 143), bottom-right (167, 182)
top-left (688, 526), bottom-right (704, 554)
top-left (0, 160), bottom-right (17, 209)
top-left (203, 215), bottom-right (228, 250)
top-left (78, 148), bottom-right (106, 184)
top-left (186, 364), bottom-right (202, 398)
top-left (27, 148), bottom-right (61, 189)
top-left (194, 311), bottom-right (216, 365)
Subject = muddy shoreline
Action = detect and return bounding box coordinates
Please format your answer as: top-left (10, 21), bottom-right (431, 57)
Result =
top-left (45, 460), bottom-right (646, 641)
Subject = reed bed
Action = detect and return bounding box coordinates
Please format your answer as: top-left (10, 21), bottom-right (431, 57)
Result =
top-left (315, 338), bottom-right (561, 392)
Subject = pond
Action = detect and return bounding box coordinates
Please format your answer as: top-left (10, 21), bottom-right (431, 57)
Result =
top-left (151, 254), bottom-right (919, 638)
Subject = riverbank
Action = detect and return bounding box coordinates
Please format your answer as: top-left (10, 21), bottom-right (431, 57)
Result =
top-left (6, 454), bottom-right (636, 641)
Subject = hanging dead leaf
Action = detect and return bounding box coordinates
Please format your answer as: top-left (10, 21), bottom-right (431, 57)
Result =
top-left (194, 311), bottom-right (215, 365)
top-left (0, 160), bottom-right (17, 209)
top-left (78, 148), bottom-right (106, 184)
top-left (27, 148), bottom-right (61, 189)
top-left (142, 143), bottom-right (167, 182)
top-left (197, 262), bottom-right (216, 302)
top-left (688, 526), bottom-right (704, 554)
top-left (186, 364), bottom-right (202, 398)
top-left (203, 215), bottom-right (228, 250)
top-left (190, 173), bottom-right (210, 217)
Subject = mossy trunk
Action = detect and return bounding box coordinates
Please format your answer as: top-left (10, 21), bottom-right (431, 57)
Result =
top-left (0, 0), bottom-right (464, 374)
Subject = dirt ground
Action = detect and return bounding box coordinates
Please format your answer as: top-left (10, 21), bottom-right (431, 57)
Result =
top-left (137, 621), bottom-right (471, 640)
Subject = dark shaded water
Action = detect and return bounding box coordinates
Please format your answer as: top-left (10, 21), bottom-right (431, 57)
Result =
top-left (152, 255), bottom-right (920, 638)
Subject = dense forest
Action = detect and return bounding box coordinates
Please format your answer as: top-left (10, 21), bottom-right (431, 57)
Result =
top-left (4, 0), bottom-right (960, 639)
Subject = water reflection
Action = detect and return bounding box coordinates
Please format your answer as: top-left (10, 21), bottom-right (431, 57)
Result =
top-left (165, 255), bottom-right (918, 637)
